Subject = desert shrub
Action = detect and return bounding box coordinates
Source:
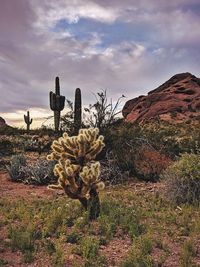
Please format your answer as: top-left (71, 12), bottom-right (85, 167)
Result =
top-left (84, 90), bottom-right (125, 133)
top-left (100, 199), bottom-right (143, 240)
top-left (104, 124), bottom-right (172, 181)
top-left (100, 151), bottom-right (130, 184)
top-left (98, 214), bottom-right (117, 240)
top-left (7, 156), bottom-right (56, 185)
top-left (0, 138), bottom-right (14, 156)
top-left (79, 236), bottom-right (99, 261)
top-left (138, 122), bottom-right (181, 157)
top-left (104, 123), bottom-right (144, 173)
top-left (8, 226), bottom-right (35, 263)
top-left (0, 125), bottom-right (23, 135)
top-left (21, 160), bottom-right (57, 185)
top-left (162, 153), bottom-right (200, 204)
top-left (6, 154), bottom-right (26, 182)
top-left (180, 239), bottom-right (197, 267)
top-left (66, 231), bottom-right (81, 244)
top-left (133, 144), bottom-right (172, 182)
top-left (121, 236), bottom-right (153, 267)
top-left (178, 126), bottom-right (200, 154)
top-left (22, 135), bottom-right (53, 154)
top-left (103, 121), bottom-right (200, 182)
top-left (51, 239), bottom-right (65, 267)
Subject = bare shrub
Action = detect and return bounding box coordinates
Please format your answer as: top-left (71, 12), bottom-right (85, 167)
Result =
top-left (100, 151), bottom-right (130, 185)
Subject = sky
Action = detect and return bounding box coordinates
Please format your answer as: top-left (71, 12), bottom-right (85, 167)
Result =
top-left (0, 0), bottom-right (200, 128)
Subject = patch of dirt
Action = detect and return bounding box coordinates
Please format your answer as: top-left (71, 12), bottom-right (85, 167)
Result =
top-left (100, 236), bottom-right (132, 266)
top-left (0, 171), bottom-right (60, 201)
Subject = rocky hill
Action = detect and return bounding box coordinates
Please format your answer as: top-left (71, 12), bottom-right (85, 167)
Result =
top-left (0, 117), bottom-right (6, 127)
top-left (122, 72), bottom-right (200, 123)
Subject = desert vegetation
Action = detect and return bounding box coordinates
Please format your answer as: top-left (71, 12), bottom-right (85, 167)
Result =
top-left (0, 78), bottom-right (200, 266)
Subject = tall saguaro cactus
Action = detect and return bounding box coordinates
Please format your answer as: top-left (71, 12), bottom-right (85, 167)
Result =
top-left (74, 88), bottom-right (82, 134)
top-left (50, 77), bottom-right (65, 132)
top-left (24, 111), bottom-right (33, 132)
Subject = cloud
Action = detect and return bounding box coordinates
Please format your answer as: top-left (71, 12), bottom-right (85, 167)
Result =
top-left (0, 0), bottom-right (200, 127)
top-left (32, 0), bottom-right (119, 29)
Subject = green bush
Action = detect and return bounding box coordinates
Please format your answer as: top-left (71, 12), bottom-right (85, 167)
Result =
top-left (162, 153), bottom-right (200, 204)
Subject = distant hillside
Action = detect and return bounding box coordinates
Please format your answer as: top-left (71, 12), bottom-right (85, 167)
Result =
top-left (0, 117), bottom-right (16, 134)
top-left (122, 72), bottom-right (200, 124)
top-left (0, 117), bottom-right (6, 127)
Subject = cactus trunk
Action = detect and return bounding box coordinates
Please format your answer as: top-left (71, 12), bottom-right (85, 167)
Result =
top-left (49, 77), bottom-right (65, 132)
top-left (65, 187), bottom-right (100, 220)
top-left (54, 111), bottom-right (60, 132)
top-left (87, 188), bottom-right (100, 220)
top-left (74, 88), bottom-right (82, 135)
top-left (24, 111), bottom-right (33, 133)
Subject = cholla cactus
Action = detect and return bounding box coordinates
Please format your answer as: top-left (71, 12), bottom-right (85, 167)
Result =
top-left (47, 128), bottom-right (105, 219)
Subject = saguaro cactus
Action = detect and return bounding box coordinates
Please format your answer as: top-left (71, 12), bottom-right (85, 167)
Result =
top-left (24, 111), bottom-right (33, 132)
top-left (50, 77), bottom-right (65, 132)
top-left (74, 88), bottom-right (82, 134)
top-left (47, 128), bottom-right (105, 220)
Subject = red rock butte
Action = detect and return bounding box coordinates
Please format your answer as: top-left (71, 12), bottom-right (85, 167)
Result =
top-left (122, 72), bottom-right (200, 124)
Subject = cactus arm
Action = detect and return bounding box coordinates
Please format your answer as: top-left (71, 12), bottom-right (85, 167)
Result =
top-left (50, 91), bottom-right (56, 110)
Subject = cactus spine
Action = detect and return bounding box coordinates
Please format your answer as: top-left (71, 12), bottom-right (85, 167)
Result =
top-left (74, 88), bottom-right (82, 134)
top-left (24, 111), bottom-right (33, 132)
top-left (47, 128), bottom-right (105, 220)
top-left (50, 77), bottom-right (65, 132)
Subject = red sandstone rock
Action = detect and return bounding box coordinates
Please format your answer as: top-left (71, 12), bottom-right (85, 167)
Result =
top-left (122, 72), bottom-right (200, 123)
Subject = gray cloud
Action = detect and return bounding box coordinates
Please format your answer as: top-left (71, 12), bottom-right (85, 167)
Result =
top-left (0, 0), bottom-right (200, 125)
